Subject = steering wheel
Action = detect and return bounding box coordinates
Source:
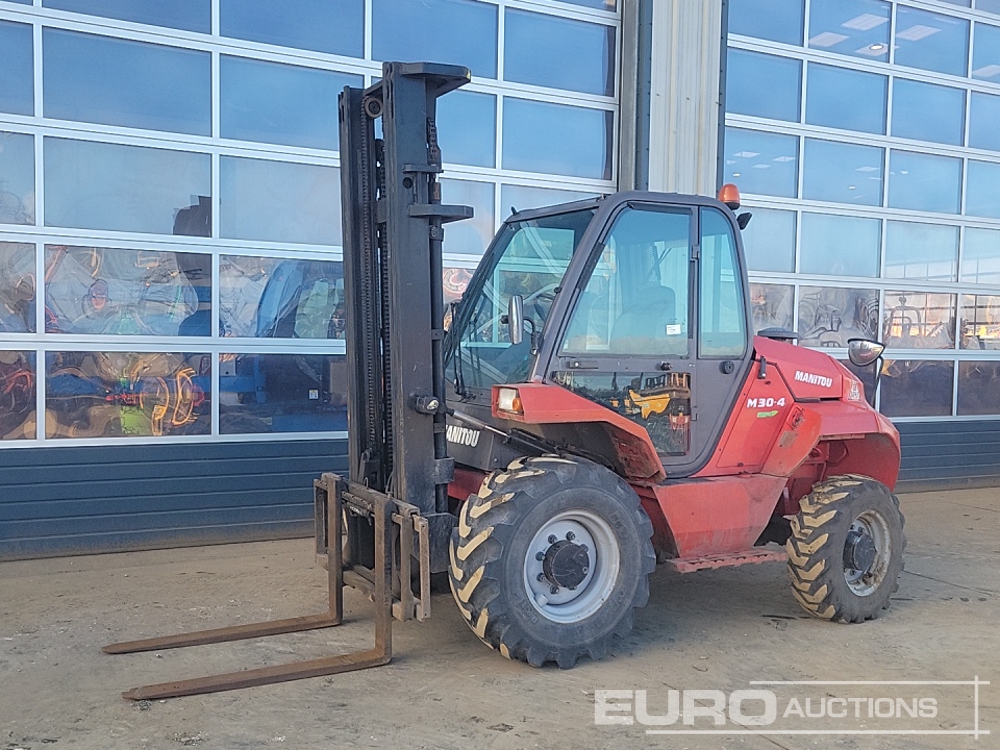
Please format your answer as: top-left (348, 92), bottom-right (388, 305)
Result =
top-left (524, 282), bottom-right (559, 322)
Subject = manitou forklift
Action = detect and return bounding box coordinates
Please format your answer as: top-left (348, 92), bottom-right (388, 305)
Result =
top-left (105, 62), bottom-right (903, 697)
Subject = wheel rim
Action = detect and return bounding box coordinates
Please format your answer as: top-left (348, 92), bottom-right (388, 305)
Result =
top-left (523, 509), bottom-right (620, 624)
top-left (843, 509), bottom-right (892, 597)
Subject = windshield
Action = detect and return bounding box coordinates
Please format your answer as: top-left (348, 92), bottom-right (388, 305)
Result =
top-left (447, 208), bottom-right (596, 389)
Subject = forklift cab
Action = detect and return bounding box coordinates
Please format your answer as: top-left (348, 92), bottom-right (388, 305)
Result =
top-left (446, 191), bottom-right (754, 476)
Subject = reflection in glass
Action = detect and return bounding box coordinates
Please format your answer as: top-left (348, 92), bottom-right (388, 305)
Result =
top-left (46, 351), bottom-right (211, 438)
top-left (559, 0), bottom-right (617, 9)
top-left (894, 6), bottom-right (969, 77)
top-left (741, 208), bottom-right (795, 273)
top-left (798, 286), bottom-right (879, 348)
top-left (970, 92), bottom-right (1000, 153)
top-left (0, 243), bottom-right (35, 333)
top-left (221, 57), bottom-right (358, 151)
top-left (443, 266), bottom-right (473, 306)
top-left (800, 213), bottom-right (879, 277)
top-left (219, 256), bottom-right (343, 338)
top-left (44, 31), bottom-right (210, 136)
top-left (879, 360), bottom-right (953, 417)
top-left (980, 0), bottom-right (1000, 14)
top-left (803, 139), bottom-right (883, 206)
top-left (726, 49), bottom-right (801, 122)
top-left (888, 150), bottom-right (961, 214)
top-left (220, 353), bottom-right (347, 434)
top-left (437, 91), bottom-right (496, 167)
top-left (220, 157), bottom-right (340, 246)
top-left (43, 0), bottom-right (210, 32)
top-left (0, 132), bottom-right (34, 225)
top-left (440, 179), bottom-right (495, 256)
top-left (805, 63), bottom-right (886, 134)
top-left (882, 291), bottom-right (956, 349)
top-left (884, 221), bottom-right (958, 281)
top-left (373, 0), bottom-right (498, 78)
top-left (967, 161), bottom-right (1000, 220)
top-left (958, 361), bottom-right (1000, 414)
top-left (45, 246), bottom-right (211, 336)
top-left (729, 0), bottom-right (804, 44)
top-left (0, 21), bottom-right (33, 116)
top-left (891, 80), bottom-right (965, 146)
top-left (973, 22), bottom-right (1000, 81)
top-left (808, 0), bottom-right (890, 61)
top-left (45, 138), bottom-right (210, 235)
top-left (220, 0), bottom-right (363, 58)
top-left (750, 283), bottom-right (794, 333)
top-left (0, 351), bottom-right (35, 439)
top-left (724, 128), bottom-right (798, 198)
top-left (502, 99), bottom-right (612, 180)
top-left (962, 228), bottom-right (1000, 284)
top-left (505, 10), bottom-right (615, 96)
top-left (960, 295), bottom-right (1000, 350)
top-left (500, 184), bottom-right (597, 214)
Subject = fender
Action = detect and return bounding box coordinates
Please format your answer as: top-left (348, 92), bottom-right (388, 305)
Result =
top-left (492, 382), bottom-right (666, 483)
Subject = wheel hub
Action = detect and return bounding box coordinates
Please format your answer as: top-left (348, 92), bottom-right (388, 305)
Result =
top-left (843, 528), bottom-right (877, 572)
top-left (523, 511), bottom-right (621, 623)
top-left (542, 540), bottom-right (591, 589)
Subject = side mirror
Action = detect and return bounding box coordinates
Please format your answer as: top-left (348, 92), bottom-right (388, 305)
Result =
top-left (847, 338), bottom-right (885, 367)
top-left (507, 294), bottom-right (524, 346)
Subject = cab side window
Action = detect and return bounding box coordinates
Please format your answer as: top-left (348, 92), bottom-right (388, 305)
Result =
top-left (699, 208), bottom-right (747, 358)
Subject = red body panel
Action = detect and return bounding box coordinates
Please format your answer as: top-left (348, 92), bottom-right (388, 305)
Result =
top-left (755, 337), bottom-right (845, 400)
top-left (639, 474), bottom-right (788, 557)
top-left (704, 358), bottom-right (800, 474)
top-left (451, 465), bottom-right (489, 502)
top-left (466, 335), bottom-right (901, 565)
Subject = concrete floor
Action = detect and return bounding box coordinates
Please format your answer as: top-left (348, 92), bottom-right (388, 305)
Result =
top-left (0, 487), bottom-right (997, 750)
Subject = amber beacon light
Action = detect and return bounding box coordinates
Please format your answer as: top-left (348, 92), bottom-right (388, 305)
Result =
top-left (717, 183), bottom-right (741, 210)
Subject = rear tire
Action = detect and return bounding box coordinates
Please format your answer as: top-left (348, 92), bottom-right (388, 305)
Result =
top-left (786, 475), bottom-right (905, 623)
top-left (449, 456), bottom-right (656, 668)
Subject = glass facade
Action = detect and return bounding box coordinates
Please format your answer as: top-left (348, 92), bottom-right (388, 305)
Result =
top-left (728, 0), bottom-right (1000, 420)
top-left (0, 0), bottom-right (619, 447)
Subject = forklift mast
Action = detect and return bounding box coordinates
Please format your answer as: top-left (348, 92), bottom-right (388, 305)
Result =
top-left (338, 62), bottom-right (473, 566)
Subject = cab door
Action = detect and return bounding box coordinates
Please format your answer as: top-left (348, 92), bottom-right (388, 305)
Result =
top-left (548, 199), bottom-right (753, 476)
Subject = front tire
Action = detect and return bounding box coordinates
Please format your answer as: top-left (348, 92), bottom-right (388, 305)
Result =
top-left (786, 475), bottom-right (905, 622)
top-left (449, 456), bottom-right (656, 668)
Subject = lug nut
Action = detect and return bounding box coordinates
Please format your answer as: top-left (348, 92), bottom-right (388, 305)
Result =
top-left (566, 531), bottom-right (576, 541)
top-left (550, 586), bottom-right (559, 595)
top-left (582, 567), bottom-right (589, 574)
top-left (568, 585), bottom-right (576, 591)
top-left (535, 551), bottom-right (545, 561)
top-left (537, 573), bottom-right (545, 582)
top-left (548, 535), bottom-right (557, 544)
top-left (580, 545), bottom-right (588, 552)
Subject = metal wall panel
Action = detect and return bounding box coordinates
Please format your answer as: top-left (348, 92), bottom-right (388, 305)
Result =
top-left (0, 439), bottom-right (345, 560)
top-left (644, 0), bottom-right (724, 195)
top-left (896, 421), bottom-right (1000, 492)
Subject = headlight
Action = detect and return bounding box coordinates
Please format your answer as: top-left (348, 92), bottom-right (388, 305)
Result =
top-left (497, 387), bottom-right (523, 415)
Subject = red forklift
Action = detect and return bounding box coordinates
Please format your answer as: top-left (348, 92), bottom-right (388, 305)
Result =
top-left (105, 62), bottom-right (902, 698)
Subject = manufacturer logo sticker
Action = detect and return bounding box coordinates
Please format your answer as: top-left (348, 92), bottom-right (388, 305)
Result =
top-left (794, 370), bottom-right (834, 388)
top-left (446, 424), bottom-right (481, 447)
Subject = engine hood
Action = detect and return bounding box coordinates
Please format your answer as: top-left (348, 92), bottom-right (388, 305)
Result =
top-left (753, 336), bottom-right (854, 401)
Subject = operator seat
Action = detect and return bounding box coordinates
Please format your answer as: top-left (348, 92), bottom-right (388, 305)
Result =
top-left (609, 284), bottom-right (679, 355)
